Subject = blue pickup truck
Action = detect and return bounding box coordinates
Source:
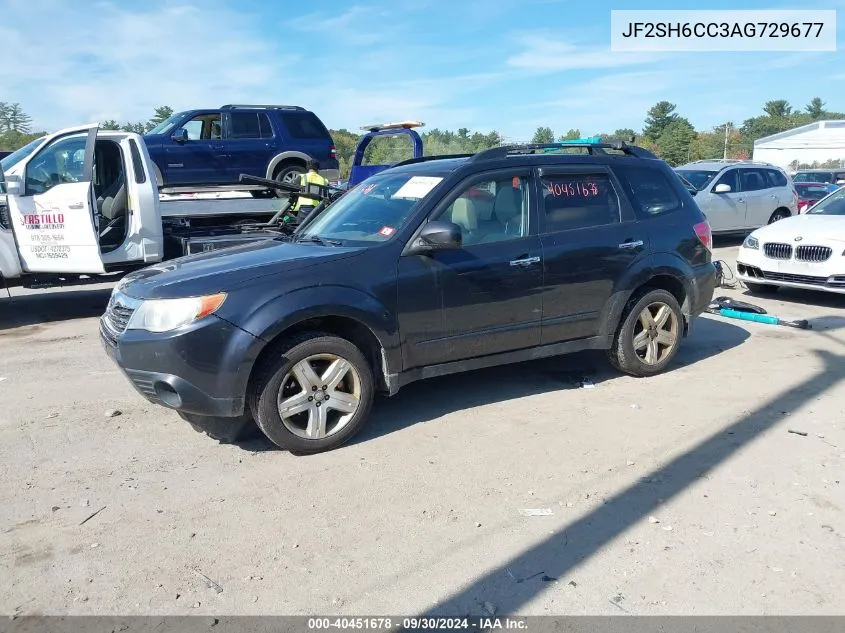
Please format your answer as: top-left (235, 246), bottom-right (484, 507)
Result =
top-left (143, 104), bottom-right (339, 194)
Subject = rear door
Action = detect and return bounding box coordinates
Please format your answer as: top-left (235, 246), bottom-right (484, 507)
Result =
top-left (223, 111), bottom-right (275, 180)
top-left (165, 111), bottom-right (227, 185)
top-left (704, 168), bottom-right (745, 231)
top-left (536, 164), bottom-right (648, 344)
top-left (5, 124), bottom-right (105, 273)
top-left (737, 167), bottom-right (771, 227)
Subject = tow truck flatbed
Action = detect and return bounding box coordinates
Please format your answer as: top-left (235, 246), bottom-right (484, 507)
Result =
top-left (159, 195), bottom-right (284, 219)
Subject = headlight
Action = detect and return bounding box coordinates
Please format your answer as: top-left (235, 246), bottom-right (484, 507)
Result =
top-left (743, 235), bottom-right (759, 250)
top-left (126, 293), bottom-right (227, 333)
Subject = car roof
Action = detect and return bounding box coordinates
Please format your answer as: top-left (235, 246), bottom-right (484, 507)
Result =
top-left (794, 168), bottom-right (835, 172)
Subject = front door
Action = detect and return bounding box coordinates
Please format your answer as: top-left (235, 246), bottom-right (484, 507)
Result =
top-left (5, 125), bottom-right (105, 274)
top-left (536, 166), bottom-right (649, 343)
top-left (704, 168), bottom-right (746, 231)
top-left (165, 111), bottom-right (228, 185)
top-left (397, 169), bottom-right (543, 369)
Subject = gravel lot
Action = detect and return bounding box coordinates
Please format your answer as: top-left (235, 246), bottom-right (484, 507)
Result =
top-left (1, 238), bottom-right (844, 617)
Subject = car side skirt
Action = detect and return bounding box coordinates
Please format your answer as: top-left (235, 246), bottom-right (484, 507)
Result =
top-left (386, 334), bottom-right (613, 395)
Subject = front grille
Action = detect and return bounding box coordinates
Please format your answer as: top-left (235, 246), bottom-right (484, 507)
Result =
top-left (763, 242), bottom-right (792, 259)
top-left (99, 291), bottom-right (140, 347)
top-left (795, 245), bottom-right (832, 262)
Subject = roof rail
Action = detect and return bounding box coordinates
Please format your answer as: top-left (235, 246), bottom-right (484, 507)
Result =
top-left (469, 140), bottom-right (657, 163)
top-left (219, 104), bottom-right (306, 111)
top-left (393, 153), bottom-right (474, 167)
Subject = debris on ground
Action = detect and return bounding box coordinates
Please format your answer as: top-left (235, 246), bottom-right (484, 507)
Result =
top-left (630, 404), bottom-right (641, 410)
top-left (80, 499), bottom-right (89, 507)
top-left (45, 412), bottom-right (59, 419)
top-left (769, 511), bottom-right (777, 517)
top-left (79, 506), bottom-right (107, 526)
top-left (192, 601), bottom-right (201, 609)
top-left (476, 522), bottom-right (482, 528)
top-left (626, 460), bottom-right (635, 466)
top-left (251, 596), bottom-right (258, 603)
top-left (580, 378), bottom-right (596, 389)
top-left (90, 543), bottom-right (99, 548)
top-left (648, 516), bottom-right (660, 524)
top-left (519, 508), bottom-right (554, 517)
top-left (104, 409), bottom-right (123, 418)
top-left (663, 525), bottom-right (674, 531)
top-left (788, 429), bottom-right (808, 437)
top-left (190, 568), bottom-right (223, 594)
top-left (568, 580), bottom-right (577, 587)
top-left (51, 506), bottom-right (60, 512)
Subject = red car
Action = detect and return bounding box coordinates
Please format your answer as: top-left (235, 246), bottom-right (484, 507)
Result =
top-left (794, 181), bottom-right (840, 213)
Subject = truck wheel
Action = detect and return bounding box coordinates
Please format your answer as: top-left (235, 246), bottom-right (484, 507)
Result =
top-left (608, 288), bottom-right (684, 378)
top-left (249, 332), bottom-right (375, 454)
top-left (272, 163), bottom-right (305, 198)
top-left (744, 281), bottom-right (779, 294)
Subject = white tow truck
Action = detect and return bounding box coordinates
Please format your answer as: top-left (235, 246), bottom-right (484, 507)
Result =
top-left (0, 123), bottom-right (302, 292)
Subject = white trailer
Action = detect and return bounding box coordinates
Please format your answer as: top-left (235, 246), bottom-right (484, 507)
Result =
top-left (0, 124), bottom-right (294, 291)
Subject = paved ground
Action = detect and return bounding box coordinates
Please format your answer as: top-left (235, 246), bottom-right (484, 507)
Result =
top-left (1, 238), bottom-right (844, 617)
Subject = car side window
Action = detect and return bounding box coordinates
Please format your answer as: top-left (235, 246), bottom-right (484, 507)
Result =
top-left (181, 113), bottom-right (222, 141)
top-left (434, 175), bottom-right (530, 246)
top-left (540, 173), bottom-right (620, 233)
top-left (230, 113), bottom-right (262, 139)
top-left (738, 169), bottom-right (767, 192)
top-left (24, 132), bottom-right (87, 195)
top-left (713, 169), bottom-right (739, 192)
top-left (765, 168), bottom-right (787, 188)
top-left (612, 164), bottom-right (681, 218)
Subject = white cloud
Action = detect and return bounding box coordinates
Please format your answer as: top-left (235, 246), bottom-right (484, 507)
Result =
top-left (506, 35), bottom-right (665, 72)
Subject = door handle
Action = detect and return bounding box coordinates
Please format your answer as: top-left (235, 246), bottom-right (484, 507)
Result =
top-left (736, 198), bottom-right (745, 203)
top-left (68, 202), bottom-right (84, 209)
top-left (509, 256), bottom-right (541, 267)
top-left (618, 240), bottom-right (644, 249)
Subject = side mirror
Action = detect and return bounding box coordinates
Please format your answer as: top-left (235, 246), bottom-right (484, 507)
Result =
top-left (171, 128), bottom-right (189, 143)
top-left (3, 173), bottom-right (21, 196)
top-left (409, 220), bottom-right (462, 254)
top-left (714, 183), bottom-right (732, 194)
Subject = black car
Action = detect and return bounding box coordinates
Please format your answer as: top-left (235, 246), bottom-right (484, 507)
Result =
top-left (100, 142), bottom-right (717, 454)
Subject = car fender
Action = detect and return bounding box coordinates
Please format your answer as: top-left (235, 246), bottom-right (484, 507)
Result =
top-left (236, 284), bottom-right (402, 384)
top-left (597, 252), bottom-right (697, 338)
top-left (265, 152), bottom-right (311, 180)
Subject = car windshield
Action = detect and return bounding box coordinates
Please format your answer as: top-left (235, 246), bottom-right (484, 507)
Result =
top-left (146, 113), bottom-right (185, 136)
top-left (795, 183), bottom-right (832, 199)
top-left (794, 172), bottom-right (832, 184)
top-left (0, 136), bottom-right (45, 172)
top-left (297, 172), bottom-right (444, 245)
top-left (675, 169), bottom-right (718, 190)
top-left (806, 187), bottom-right (845, 215)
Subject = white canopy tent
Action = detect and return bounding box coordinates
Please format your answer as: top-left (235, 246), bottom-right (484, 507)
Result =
top-left (753, 120), bottom-right (845, 171)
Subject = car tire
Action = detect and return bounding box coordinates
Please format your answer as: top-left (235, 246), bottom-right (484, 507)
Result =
top-left (608, 288), bottom-right (684, 378)
top-left (178, 411), bottom-right (263, 444)
top-left (768, 208), bottom-right (791, 224)
top-left (272, 163), bottom-right (306, 198)
top-left (249, 332), bottom-right (375, 454)
top-left (744, 282), bottom-right (779, 294)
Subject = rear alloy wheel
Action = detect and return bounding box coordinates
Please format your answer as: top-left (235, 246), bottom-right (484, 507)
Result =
top-left (272, 164), bottom-right (306, 198)
top-left (250, 333), bottom-right (374, 454)
top-left (608, 288), bottom-right (684, 377)
top-left (768, 209), bottom-right (791, 224)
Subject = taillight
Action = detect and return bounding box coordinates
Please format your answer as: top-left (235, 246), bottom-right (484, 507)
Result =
top-left (694, 220), bottom-right (712, 250)
top-left (329, 144), bottom-right (337, 159)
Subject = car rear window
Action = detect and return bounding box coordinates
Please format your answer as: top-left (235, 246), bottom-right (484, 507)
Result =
top-left (794, 171), bottom-right (833, 184)
top-left (613, 164), bottom-right (682, 218)
top-left (279, 112), bottom-right (331, 140)
top-left (795, 183), bottom-right (831, 199)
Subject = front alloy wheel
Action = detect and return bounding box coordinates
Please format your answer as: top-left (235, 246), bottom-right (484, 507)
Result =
top-left (278, 354), bottom-right (362, 440)
top-left (250, 332), bottom-right (375, 454)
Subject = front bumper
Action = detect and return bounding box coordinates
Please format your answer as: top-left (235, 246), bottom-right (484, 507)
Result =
top-left (736, 246), bottom-right (845, 294)
top-left (100, 314), bottom-right (261, 417)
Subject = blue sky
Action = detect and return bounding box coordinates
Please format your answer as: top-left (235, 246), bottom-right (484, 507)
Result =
top-left (1, 0), bottom-right (842, 140)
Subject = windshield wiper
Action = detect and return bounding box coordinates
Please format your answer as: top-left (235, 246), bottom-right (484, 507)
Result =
top-left (296, 234), bottom-right (343, 246)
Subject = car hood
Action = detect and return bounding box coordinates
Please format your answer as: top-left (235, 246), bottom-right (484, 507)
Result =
top-left (751, 214), bottom-right (845, 244)
top-left (119, 237), bottom-right (366, 300)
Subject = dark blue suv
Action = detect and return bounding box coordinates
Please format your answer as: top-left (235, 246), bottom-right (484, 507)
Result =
top-left (143, 104), bottom-right (339, 191)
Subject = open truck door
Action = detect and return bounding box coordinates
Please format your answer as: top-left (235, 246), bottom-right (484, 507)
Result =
top-left (4, 123), bottom-right (105, 274)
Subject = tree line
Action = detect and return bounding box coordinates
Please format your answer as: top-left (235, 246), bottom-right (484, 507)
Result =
top-left (2, 98), bottom-right (842, 174)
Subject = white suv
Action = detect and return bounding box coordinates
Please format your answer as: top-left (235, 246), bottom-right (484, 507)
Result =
top-left (675, 160), bottom-right (798, 234)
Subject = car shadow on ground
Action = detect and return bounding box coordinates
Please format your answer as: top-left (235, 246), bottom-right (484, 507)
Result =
top-left (350, 316), bottom-right (751, 447)
top-left (0, 287), bottom-right (112, 331)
